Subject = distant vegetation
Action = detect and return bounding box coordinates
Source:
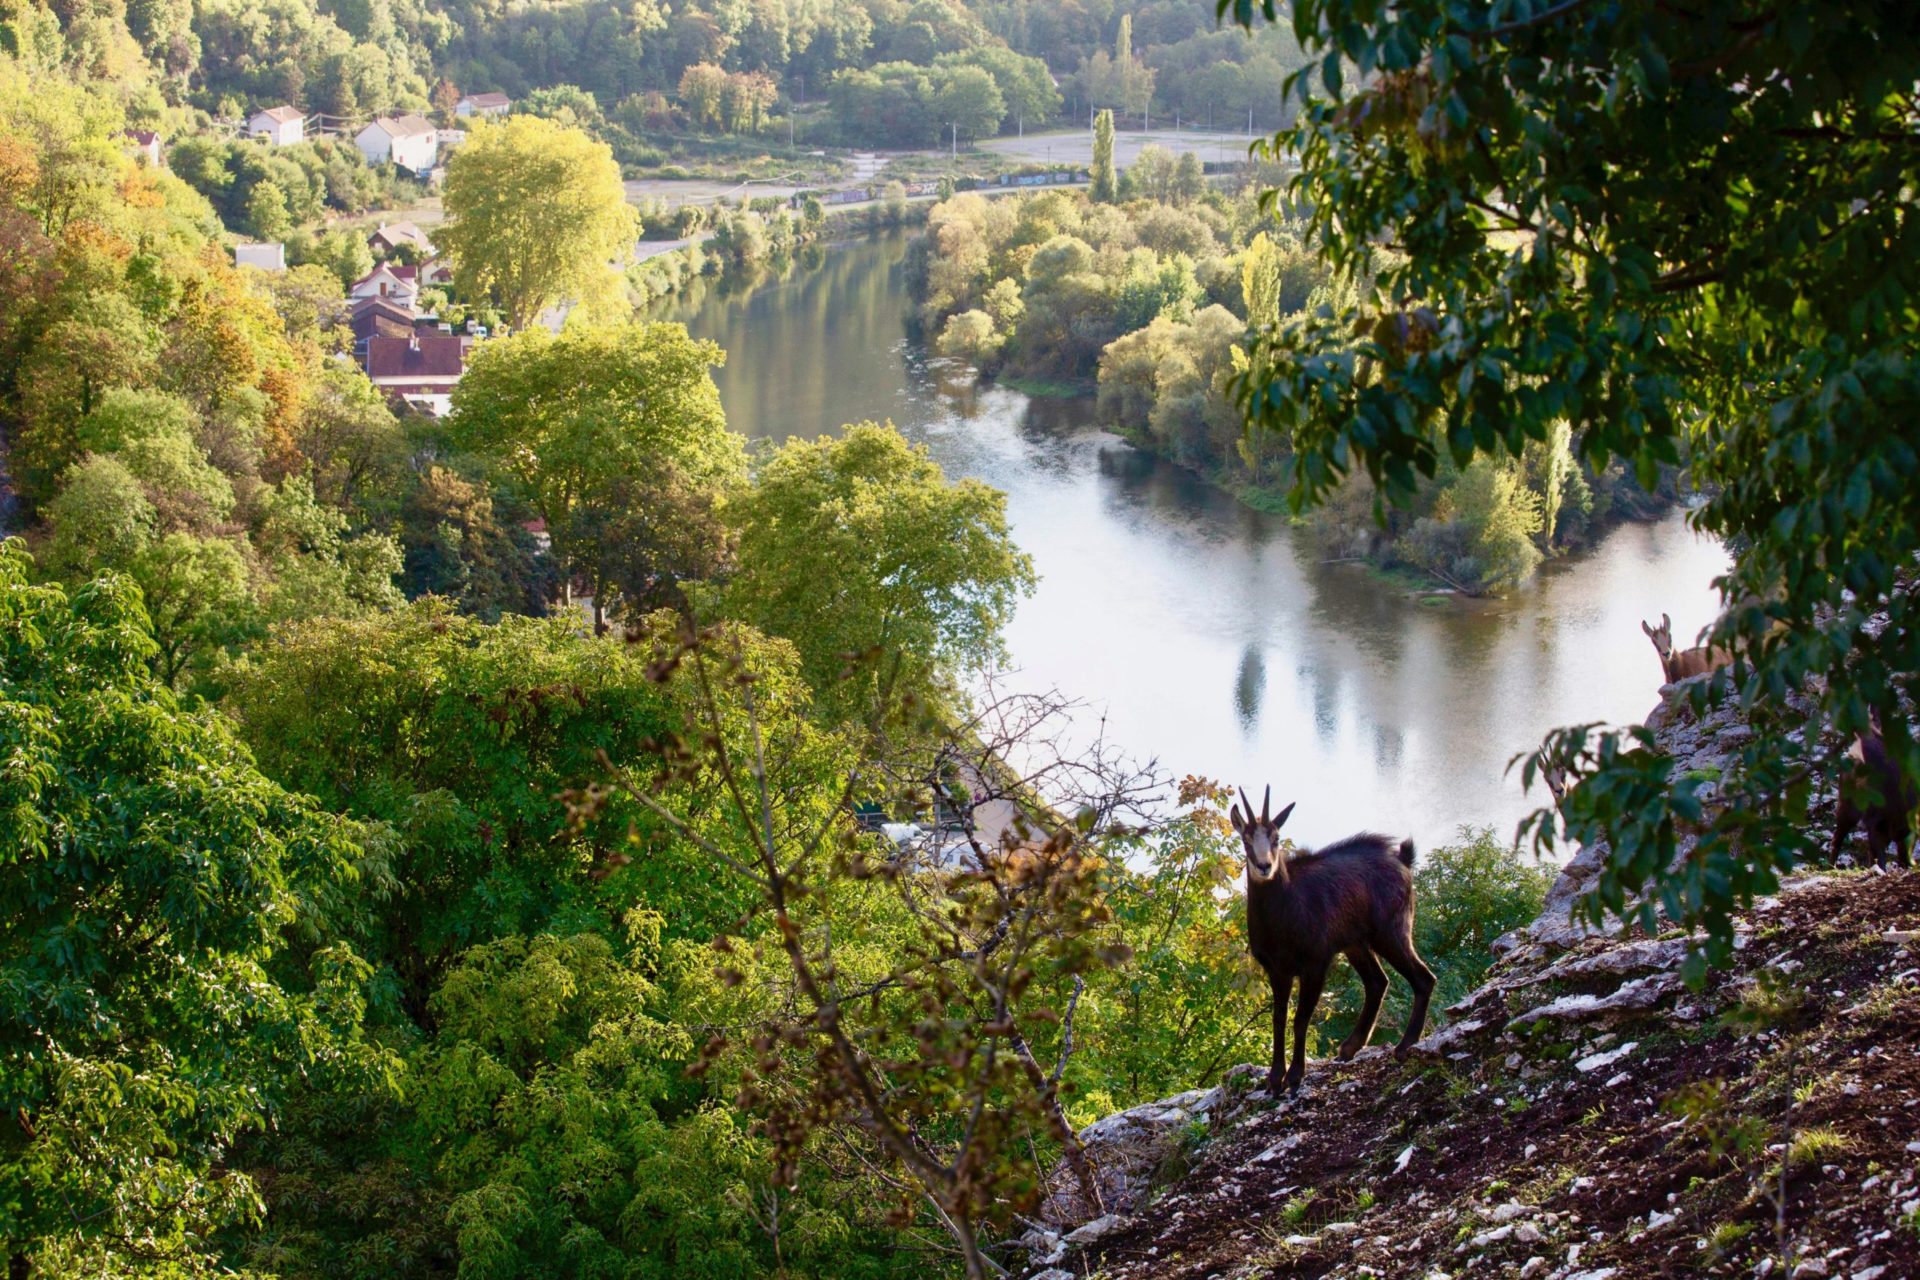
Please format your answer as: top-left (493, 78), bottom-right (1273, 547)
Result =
top-left (909, 174), bottom-right (1668, 594)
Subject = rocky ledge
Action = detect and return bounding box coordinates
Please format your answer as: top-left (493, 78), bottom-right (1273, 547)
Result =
top-left (1019, 869), bottom-right (1920, 1280)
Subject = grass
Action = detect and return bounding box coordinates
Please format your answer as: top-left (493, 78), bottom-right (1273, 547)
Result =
top-left (1708, 1219), bottom-right (1758, 1256)
top-left (1784, 1126), bottom-right (1850, 1168)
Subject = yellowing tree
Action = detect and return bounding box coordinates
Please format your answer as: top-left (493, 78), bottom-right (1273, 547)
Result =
top-left (438, 116), bottom-right (637, 331)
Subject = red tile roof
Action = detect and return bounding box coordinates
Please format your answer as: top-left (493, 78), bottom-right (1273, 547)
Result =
top-left (254, 106), bottom-right (303, 124)
top-left (365, 335), bottom-right (468, 381)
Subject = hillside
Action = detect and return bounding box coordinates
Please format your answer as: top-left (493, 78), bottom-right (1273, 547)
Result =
top-left (1020, 868), bottom-right (1920, 1280)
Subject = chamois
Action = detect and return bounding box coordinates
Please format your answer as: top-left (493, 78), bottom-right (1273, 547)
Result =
top-left (1832, 716), bottom-right (1915, 869)
top-left (1231, 787), bottom-right (1435, 1095)
top-left (1641, 613), bottom-right (1732, 685)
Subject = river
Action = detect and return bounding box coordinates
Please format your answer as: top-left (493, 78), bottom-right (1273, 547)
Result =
top-left (651, 233), bottom-right (1731, 852)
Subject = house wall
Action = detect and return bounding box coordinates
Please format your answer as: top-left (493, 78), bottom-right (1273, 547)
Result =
top-left (391, 132), bottom-right (438, 173)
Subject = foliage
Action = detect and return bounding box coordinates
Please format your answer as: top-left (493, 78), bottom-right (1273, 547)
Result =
top-left (1226, 0), bottom-right (1920, 958)
top-left (718, 422), bottom-right (1035, 725)
top-left (1089, 107), bottom-right (1117, 203)
top-left (437, 115), bottom-right (638, 330)
top-left (448, 321), bottom-right (742, 626)
top-left (0, 540), bottom-right (389, 1277)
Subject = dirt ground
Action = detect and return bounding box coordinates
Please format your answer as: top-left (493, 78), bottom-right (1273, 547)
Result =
top-left (1032, 871), bottom-right (1920, 1280)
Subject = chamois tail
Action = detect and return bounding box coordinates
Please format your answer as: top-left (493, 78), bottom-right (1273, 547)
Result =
top-left (1398, 839), bottom-right (1416, 869)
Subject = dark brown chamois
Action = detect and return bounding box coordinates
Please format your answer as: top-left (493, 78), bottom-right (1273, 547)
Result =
top-left (1832, 716), bottom-right (1915, 869)
top-left (1231, 787), bottom-right (1435, 1096)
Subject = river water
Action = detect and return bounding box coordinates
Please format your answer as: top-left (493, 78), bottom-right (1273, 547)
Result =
top-left (653, 233), bottom-right (1730, 852)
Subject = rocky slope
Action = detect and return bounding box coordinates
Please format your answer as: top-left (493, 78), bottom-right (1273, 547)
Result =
top-left (1021, 695), bottom-right (1920, 1280)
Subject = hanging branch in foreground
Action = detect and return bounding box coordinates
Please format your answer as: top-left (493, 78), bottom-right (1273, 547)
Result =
top-left (568, 621), bottom-right (1157, 1280)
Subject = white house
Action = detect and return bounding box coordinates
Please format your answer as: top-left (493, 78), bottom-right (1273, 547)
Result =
top-left (247, 106), bottom-right (305, 146)
top-left (348, 263), bottom-right (422, 307)
top-left (122, 129), bottom-right (162, 167)
top-left (354, 115), bottom-right (438, 173)
top-left (234, 242), bottom-right (287, 272)
top-left (454, 92), bottom-right (511, 118)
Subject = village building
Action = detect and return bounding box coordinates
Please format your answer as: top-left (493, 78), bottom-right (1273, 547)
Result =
top-left (233, 242), bottom-right (287, 272)
top-left (122, 129), bottom-right (162, 167)
top-left (367, 220), bottom-right (435, 258)
top-left (363, 333), bottom-right (472, 417)
top-left (348, 294), bottom-right (424, 355)
top-left (247, 106), bottom-right (305, 146)
top-left (354, 115), bottom-right (438, 173)
top-left (454, 92), bottom-right (511, 118)
top-left (349, 262), bottom-right (422, 308)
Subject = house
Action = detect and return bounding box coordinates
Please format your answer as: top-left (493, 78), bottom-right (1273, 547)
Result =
top-left (234, 242), bottom-right (287, 272)
top-left (363, 333), bottom-right (472, 416)
top-left (419, 259), bottom-right (455, 288)
top-left (354, 115), bottom-right (438, 173)
top-left (454, 92), bottom-right (511, 118)
top-left (349, 294), bottom-right (422, 351)
top-left (248, 106), bottom-right (305, 146)
top-left (349, 263), bottom-right (421, 307)
top-left (122, 129), bottom-right (162, 167)
top-left (367, 220), bottom-right (435, 258)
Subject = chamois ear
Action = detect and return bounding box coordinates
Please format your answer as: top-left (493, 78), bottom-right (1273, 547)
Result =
top-left (1662, 612), bottom-right (1671, 631)
top-left (1229, 804), bottom-right (1245, 833)
top-left (1273, 801), bottom-right (1295, 830)
top-left (1641, 619), bottom-right (1654, 638)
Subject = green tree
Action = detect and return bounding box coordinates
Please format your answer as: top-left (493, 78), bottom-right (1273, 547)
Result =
top-left (1225, 0), bottom-right (1920, 960)
top-left (130, 531), bottom-right (257, 689)
top-left (719, 422), bottom-right (1035, 723)
top-left (448, 322), bottom-right (744, 622)
top-left (0, 539), bottom-right (386, 1276)
top-left (1090, 107), bottom-right (1116, 203)
top-left (245, 176), bottom-right (292, 241)
top-left (932, 64), bottom-right (1005, 144)
top-left (437, 116), bottom-right (638, 330)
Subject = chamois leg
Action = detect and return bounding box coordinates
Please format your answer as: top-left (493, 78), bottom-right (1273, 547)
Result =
top-left (1265, 966), bottom-right (1294, 1094)
top-left (1338, 948), bottom-right (1387, 1061)
top-left (1378, 935), bottom-right (1436, 1060)
top-left (1831, 798), bottom-right (1858, 864)
top-left (1286, 962), bottom-right (1327, 1094)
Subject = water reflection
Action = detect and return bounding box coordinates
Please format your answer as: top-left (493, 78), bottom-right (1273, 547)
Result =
top-left (652, 233), bottom-right (1730, 852)
top-left (1234, 646), bottom-right (1265, 732)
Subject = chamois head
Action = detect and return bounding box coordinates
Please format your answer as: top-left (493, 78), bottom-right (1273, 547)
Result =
top-left (1640, 613), bottom-right (1675, 663)
top-left (1229, 785), bottom-right (1295, 883)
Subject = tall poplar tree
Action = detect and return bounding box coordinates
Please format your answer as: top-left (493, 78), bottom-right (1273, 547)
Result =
top-left (1090, 108), bottom-right (1117, 203)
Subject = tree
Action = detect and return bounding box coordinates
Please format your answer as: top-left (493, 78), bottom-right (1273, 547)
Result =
top-left (719, 422), bottom-right (1035, 723)
top-left (560, 461), bottom-right (730, 628)
top-left (677, 62), bottom-right (729, 130)
top-left (448, 322), bottom-right (744, 618)
top-left (437, 116), bottom-right (638, 331)
top-left (129, 530), bottom-right (257, 689)
top-left (1090, 108), bottom-right (1116, 203)
top-left (932, 64), bottom-right (1005, 145)
top-left (1225, 0), bottom-right (1920, 964)
top-left (245, 176), bottom-right (291, 241)
top-left (0, 539), bottom-right (385, 1275)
